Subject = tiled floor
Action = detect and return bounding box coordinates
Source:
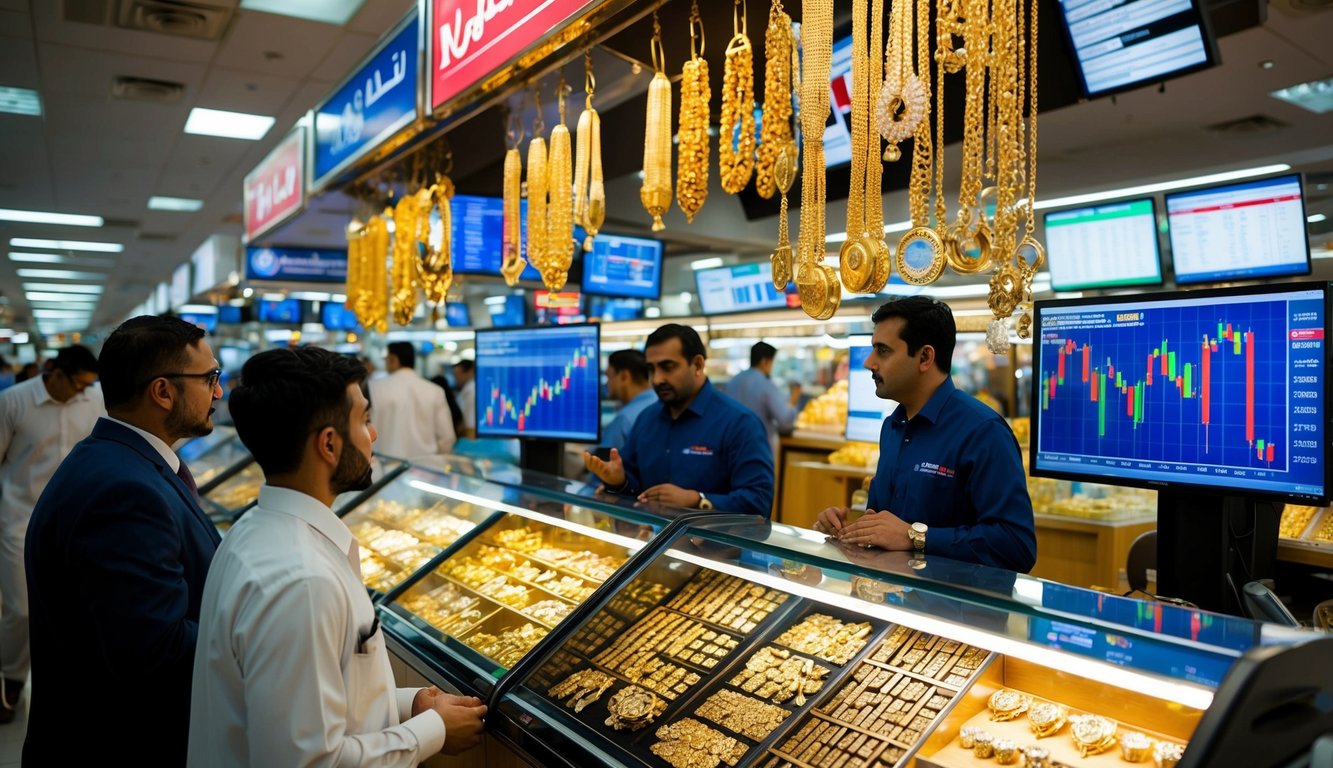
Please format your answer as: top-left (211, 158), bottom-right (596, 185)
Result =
top-left (0, 684), bottom-right (26, 767)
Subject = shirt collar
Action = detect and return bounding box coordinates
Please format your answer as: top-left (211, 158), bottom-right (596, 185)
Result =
top-left (105, 415), bottom-right (180, 472)
top-left (682, 378), bottom-right (716, 419)
top-left (256, 485), bottom-right (353, 560)
top-left (914, 376), bottom-right (956, 425)
top-left (630, 388), bottom-right (658, 407)
top-left (30, 375), bottom-right (94, 408)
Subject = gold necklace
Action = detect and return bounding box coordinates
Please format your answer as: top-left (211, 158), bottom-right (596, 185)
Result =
top-left (544, 72), bottom-right (574, 291)
top-left (641, 8), bottom-right (672, 231)
top-left (391, 191), bottom-right (421, 326)
top-left (876, 0), bottom-right (927, 161)
top-left (768, 4), bottom-right (799, 291)
top-left (756, 0), bottom-right (794, 201)
top-left (719, 0), bottom-right (755, 195)
top-left (677, 0), bottom-right (710, 223)
top-left (527, 84), bottom-right (550, 271)
top-left (896, 0), bottom-right (948, 286)
top-left (574, 50), bottom-right (605, 252)
top-left (796, 0), bottom-right (839, 320)
top-left (501, 106), bottom-right (527, 285)
top-left (946, 0), bottom-right (993, 276)
top-left (839, 0), bottom-right (889, 294)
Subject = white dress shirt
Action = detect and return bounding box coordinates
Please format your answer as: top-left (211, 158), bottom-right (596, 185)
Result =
top-left (368, 368), bottom-right (457, 461)
top-left (188, 485), bottom-right (446, 767)
top-left (0, 376), bottom-right (105, 536)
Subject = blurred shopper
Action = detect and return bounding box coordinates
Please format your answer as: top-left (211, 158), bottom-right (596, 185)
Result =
top-left (452, 359), bottom-right (476, 438)
top-left (727, 341), bottom-right (798, 445)
top-left (368, 342), bottom-right (456, 462)
top-left (593, 349), bottom-right (656, 457)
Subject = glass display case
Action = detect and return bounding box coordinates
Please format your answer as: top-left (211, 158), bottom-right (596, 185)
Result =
top-left (188, 427), bottom-right (250, 491)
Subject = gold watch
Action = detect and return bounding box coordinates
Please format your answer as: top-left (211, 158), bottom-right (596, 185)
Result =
top-left (908, 521), bottom-right (928, 552)
top-left (697, 493), bottom-right (714, 510)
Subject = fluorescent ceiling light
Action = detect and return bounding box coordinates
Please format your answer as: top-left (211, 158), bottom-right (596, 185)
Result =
top-left (10, 237), bottom-right (123, 253)
top-left (9, 252), bottom-right (116, 267)
top-left (23, 283), bottom-right (103, 294)
top-left (1310, 213), bottom-right (1328, 224)
top-left (0, 86), bottom-right (41, 116)
top-left (261, 293), bottom-right (287, 302)
top-left (147, 196), bottom-right (204, 212)
top-left (1032, 164), bottom-right (1292, 211)
top-left (32, 310), bottom-right (93, 319)
top-left (483, 296), bottom-right (509, 306)
top-left (690, 257), bottom-right (723, 271)
top-left (239, 0), bottom-right (366, 24)
top-left (1270, 76), bottom-right (1333, 114)
top-left (184, 107), bottom-right (275, 141)
top-left (178, 304), bottom-right (218, 314)
top-left (0, 208), bottom-right (102, 227)
top-left (29, 302), bottom-right (97, 311)
top-left (25, 291), bottom-right (102, 302)
top-left (16, 269), bottom-right (107, 281)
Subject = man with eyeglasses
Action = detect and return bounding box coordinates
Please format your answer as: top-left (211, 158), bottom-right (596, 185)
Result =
top-left (24, 316), bottom-right (223, 766)
top-left (0, 345), bottom-right (104, 724)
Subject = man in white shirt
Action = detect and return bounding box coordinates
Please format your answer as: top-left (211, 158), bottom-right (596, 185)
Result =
top-left (189, 346), bottom-right (486, 766)
top-left (452, 359), bottom-right (476, 438)
top-left (0, 345), bottom-right (103, 722)
top-left (368, 342), bottom-right (456, 462)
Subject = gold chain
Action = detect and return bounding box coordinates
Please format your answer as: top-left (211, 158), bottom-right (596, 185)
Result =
top-left (544, 71), bottom-right (574, 291)
top-left (527, 82), bottom-right (550, 273)
top-left (906, 0), bottom-right (933, 227)
top-left (366, 209), bottom-right (388, 333)
top-left (390, 192), bottom-right (421, 326)
top-left (769, 3), bottom-right (799, 290)
top-left (641, 8), bottom-right (672, 231)
top-left (839, 0), bottom-right (888, 294)
top-left (796, 0), bottom-right (839, 320)
top-left (719, 0), bottom-right (755, 195)
top-left (756, 0), bottom-right (793, 200)
top-left (677, 0), bottom-right (711, 223)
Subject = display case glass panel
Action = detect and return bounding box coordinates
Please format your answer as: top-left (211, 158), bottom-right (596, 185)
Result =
top-left (189, 429), bottom-right (251, 490)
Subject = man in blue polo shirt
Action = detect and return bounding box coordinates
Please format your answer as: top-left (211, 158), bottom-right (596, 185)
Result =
top-left (584, 324), bottom-right (774, 517)
top-left (814, 297), bottom-right (1036, 572)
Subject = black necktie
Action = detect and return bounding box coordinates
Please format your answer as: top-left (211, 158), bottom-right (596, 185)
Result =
top-left (177, 461), bottom-right (200, 500)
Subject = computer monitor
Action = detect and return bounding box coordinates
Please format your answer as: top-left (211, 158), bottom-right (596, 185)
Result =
top-left (257, 298), bottom-right (302, 324)
top-left (445, 301), bottom-right (471, 327)
top-left (580, 233), bottom-right (663, 300)
top-left (486, 294), bottom-right (527, 328)
top-left (1055, 0), bottom-right (1219, 100)
top-left (533, 290), bottom-right (585, 326)
top-left (1043, 198), bottom-right (1164, 291)
top-left (695, 262), bottom-right (797, 315)
top-left (216, 305), bottom-right (245, 324)
top-left (1166, 173), bottom-right (1311, 285)
top-left (448, 195), bottom-right (542, 281)
top-left (178, 309), bottom-right (218, 333)
top-left (846, 339), bottom-right (900, 443)
top-left (320, 302), bottom-right (361, 331)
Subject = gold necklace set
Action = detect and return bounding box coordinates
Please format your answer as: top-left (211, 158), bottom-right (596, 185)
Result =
top-left (839, 0), bottom-right (891, 295)
top-left (765, 0), bottom-right (799, 291)
top-left (501, 108), bottom-right (526, 286)
top-left (676, 0), bottom-right (710, 224)
top-left (795, 0), bottom-right (840, 320)
top-left (345, 205), bottom-right (388, 333)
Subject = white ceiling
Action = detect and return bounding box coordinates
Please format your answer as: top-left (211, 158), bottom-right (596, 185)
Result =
top-left (0, 0), bottom-right (1330, 337)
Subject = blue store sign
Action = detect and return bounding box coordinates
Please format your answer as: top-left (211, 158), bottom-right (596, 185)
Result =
top-left (312, 11), bottom-right (419, 188)
top-left (246, 246), bottom-right (348, 283)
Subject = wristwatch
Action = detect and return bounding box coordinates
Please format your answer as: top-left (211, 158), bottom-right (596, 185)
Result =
top-left (908, 521), bottom-right (928, 552)
top-left (697, 492), bottom-right (714, 510)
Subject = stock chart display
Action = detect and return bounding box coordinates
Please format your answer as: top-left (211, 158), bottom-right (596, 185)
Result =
top-left (1032, 286), bottom-right (1327, 501)
top-left (475, 323), bottom-right (600, 442)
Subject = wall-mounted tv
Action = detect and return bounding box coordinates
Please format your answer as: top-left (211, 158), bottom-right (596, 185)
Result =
top-left (257, 298), bottom-right (302, 324)
top-left (474, 322), bottom-right (601, 443)
top-left (1043, 198), bottom-right (1164, 291)
top-left (695, 262), bottom-right (798, 315)
top-left (1055, 0), bottom-right (1219, 100)
top-left (320, 302), bottom-right (361, 331)
top-left (580, 233), bottom-right (664, 300)
top-left (534, 290), bottom-right (585, 326)
top-left (216, 305), bottom-right (245, 325)
top-left (445, 301), bottom-right (471, 327)
top-left (1166, 173), bottom-right (1311, 285)
top-left (486, 294), bottom-right (527, 328)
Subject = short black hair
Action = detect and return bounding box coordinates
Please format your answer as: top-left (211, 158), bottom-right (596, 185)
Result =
top-left (52, 345), bottom-right (98, 376)
top-left (230, 347), bottom-right (368, 476)
top-left (607, 349), bottom-right (649, 383)
top-left (750, 341), bottom-right (777, 367)
top-left (99, 316), bottom-right (206, 409)
top-left (453, 359), bottom-right (475, 374)
top-left (645, 323), bottom-right (706, 362)
top-left (870, 296), bottom-right (956, 373)
top-left (386, 341), bottom-right (415, 369)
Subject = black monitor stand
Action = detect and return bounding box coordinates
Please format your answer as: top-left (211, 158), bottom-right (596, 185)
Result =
top-left (1156, 490), bottom-right (1280, 616)
top-left (520, 440), bottom-right (564, 477)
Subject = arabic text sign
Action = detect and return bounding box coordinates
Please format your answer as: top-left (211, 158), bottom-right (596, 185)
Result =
top-left (243, 127), bottom-right (305, 242)
top-left (313, 14), bottom-right (419, 185)
top-left (430, 0), bottom-right (594, 111)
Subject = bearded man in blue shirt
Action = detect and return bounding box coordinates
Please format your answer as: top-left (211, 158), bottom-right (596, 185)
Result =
top-left (584, 324), bottom-right (774, 516)
top-left (815, 297), bottom-right (1037, 572)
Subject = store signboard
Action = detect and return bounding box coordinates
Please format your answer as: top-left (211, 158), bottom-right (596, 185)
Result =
top-left (245, 246), bottom-right (347, 283)
top-left (243, 126), bottom-right (306, 242)
top-left (429, 0), bottom-right (595, 111)
top-left (312, 12), bottom-right (419, 189)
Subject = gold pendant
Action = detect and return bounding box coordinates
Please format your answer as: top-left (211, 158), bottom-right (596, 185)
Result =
top-left (771, 244), bottom-right (792, 291)
top-left (839, 237), bottom-right (875, 293)
top-left (796, 261), bottom-right (840, 320)
top-left (895, 227), bottom-right (946, 285)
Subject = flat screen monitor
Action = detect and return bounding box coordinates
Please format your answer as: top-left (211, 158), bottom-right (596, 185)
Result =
top-left (257, 298), bottom-right (302, 324)
top-left (445, 301), bottom-right (471, 327)
top-left (217, 305), bottom-right (244, 324)
top-left (589, 297), bottom-right (644, 322)
top-left (448, 194), bottom-right (563, 282)
top-left (580, 233), bottom-right (664, 300)
top-left (1030, 281), bottom-right (1330, 505)
top-left (1165, 173), bottom-right (1311, 285)
top-left (178, 310), bottom-right (217, 333)
top-left (534, 290), bottom-right (585, 326)
top-left (320, 302), bottom-right (361, 331)
top-left (1055, 0), bottom-right (1219, 100)
top-left (487, 294), bottom-right (527, 328)
top-left (846, 339), bottom-right (900, 443)
top-left (1043, 198), bottom-right (1165, 291)
top-left (474, 322), bottom-right (601, 443)
top-left (695, 262), bottom-right (798, 315)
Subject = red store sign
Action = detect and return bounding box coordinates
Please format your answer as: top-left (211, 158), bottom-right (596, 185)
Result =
top-left (430, 0), bottom-right (597, 112)
top-left (243, 127), bottom-right (306, 242)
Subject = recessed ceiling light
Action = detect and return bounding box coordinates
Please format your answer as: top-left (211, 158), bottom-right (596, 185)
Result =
top-left (0, 86), bottom-right (41, 116)
top-left (16, 269), bottom-right (108, 281)
top-left (0, 208), bottom-right (102, 226)
top-left (239, 0), bottom-right (367, 24)
top-left (148, 196), bottom-right (205, 212)
top-left (8, 252), bottom-right (116, 267)
top-left (9, 237), bottom-right (123, 253)
top-left (184, 107), bottom-right (275, 140)
top-left (22, 283), bottom-right (103, 294)
top-left (1270, 76), bottom-right (1333, 114)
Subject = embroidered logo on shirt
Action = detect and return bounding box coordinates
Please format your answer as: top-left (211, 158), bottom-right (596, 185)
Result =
top-left (913, 462), bottom-right (956, 479)
top-left (683, 445), bottom-right (715, 456)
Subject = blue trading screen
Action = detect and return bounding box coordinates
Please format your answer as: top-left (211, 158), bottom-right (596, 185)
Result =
top-left (258, 298), bottom-right (301, 324)
top-left (1032, 285), bottom-right (1328, 502)
top-left (448, 195), bottom-right (541, 281)
top-left (695, 262), bottom-right (796, 315)
top-left (445, 301), bottom-right (471, 327)
top-left (320, 302), bottom-right (361, 331)
top-left (580, 233), bottom-right (663, 300)
top-left (475, 323), bottom-right (601, 442)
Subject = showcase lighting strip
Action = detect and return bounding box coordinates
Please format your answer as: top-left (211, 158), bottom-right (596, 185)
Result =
top-left (663, 548), bottom-right (1218, 711)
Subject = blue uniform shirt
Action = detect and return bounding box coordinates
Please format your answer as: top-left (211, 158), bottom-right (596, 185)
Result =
top-left (597, 388), bottom-right (658, 454)
top-left (867, 378), bottom-right (1036, 572)
top-left (726, 367), bottom-right (797, 444)
top-left (618, 379), bottom-right (774, 517)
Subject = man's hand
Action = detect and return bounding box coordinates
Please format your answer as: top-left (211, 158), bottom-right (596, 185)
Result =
top-left (813, 506), bottom-right (850, 537)
top-left (638, 483), bottom-right (700, 508)
top-left (434, 698), bottom-right (488, 755)
top-left (583, 447), bottom-right (626, 488)
top-left (837, 509), bottom-right (912, 551)
top-left (412, 686), bottom-right (441, 716)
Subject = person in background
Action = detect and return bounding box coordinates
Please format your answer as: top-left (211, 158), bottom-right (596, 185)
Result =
top-left (452, 359), bottom-right (476, 438)
top-left (0, 355), bottom-right (14, 392)
top-left (594, 349), bottom-right (656, 457)
top-left (189, 347), bottom-right (486, 766)
top-left (814, 297), bottom-right (1036, 572)
top-left (584, 324), bottom-right (774, 517)
top-left (726, 341), bottom-right (799, 445)
top-left (0, 345), bottom-right (104, 723)
top-left (14, 363), bottom-right (39, 384)
top-left (368, 342), bottom-right (456, 462)
top-left (24, 316), bottom-right (223, 764)
top-left (430, 365), bottom-right (466, 436)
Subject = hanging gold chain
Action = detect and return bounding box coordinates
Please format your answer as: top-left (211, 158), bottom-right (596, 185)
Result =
top-left (677, 0), bottom-right (711, 223)
top-left (501, 102), bottom-right (527, 285)
top-left (840, 0), bottom-right (888, 294)
top-left (719, 0), bottom-right (755, 195)
top-left (796, 0), bottom-right (839, 320)
top-left (641, 7), bottom-right (672, 231)
top-left (756, 0), bottom-right (793, 200)
top-left (527, 82), bottom-right (550, 272)
top-left (544, 71), bottom-right (574, 291)
top-left (769, 2), bottom-right (799, 290)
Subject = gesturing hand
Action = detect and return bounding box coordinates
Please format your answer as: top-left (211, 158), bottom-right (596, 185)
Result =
top-left (582, 447), bottom-right (627, 488)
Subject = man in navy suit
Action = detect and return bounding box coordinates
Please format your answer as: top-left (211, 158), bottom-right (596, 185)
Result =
top-left (24, 315), bottom-right (223, 765)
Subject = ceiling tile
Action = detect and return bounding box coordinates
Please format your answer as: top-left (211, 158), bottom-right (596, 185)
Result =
top-left (347, 0), bottom-right (413, 36)
top-left (0, 36), bottom-right (37, 86)
top-left (195, 66), bottom-right (301, 116)
top-left (38, 43), bottom-right (207, 100)
top-left (310, 31), bottom-right (379, 84)
top-left (45, 94), bottom-right (189, 140)
top-left (30, 1), bottom-right (218, 64)
top-left (214, 10), bottom-right (341, 78)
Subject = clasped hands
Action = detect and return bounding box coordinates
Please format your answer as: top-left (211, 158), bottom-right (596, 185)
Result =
top-left (814, 505), bottom-right (913, 551)
top-left (412, 686), bottom-right (487, 755)
top-left (583, 448), bottom-right (701, 507)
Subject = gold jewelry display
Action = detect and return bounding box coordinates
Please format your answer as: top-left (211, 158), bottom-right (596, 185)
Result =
top-left (574, 51), bottom-right (606, 252)
top-left (1069, 713), bottom-right (1118, 757)
top-left (390, 193), bottom-right (420, 326)
top-left (501, 109), bottom-right (527, 286)
top-left (418, 181), bottom-right (453, 309)
top-left (641, 9), bottom-right (672, 232)
top-left (896, 226), bottom-right (946, 285)
top-left (876, 0), bottom-right (928, 160)
top-left (756, 0), bottom-right (794, 200)
top-left (542, 73), bottom-right (574, 291)
top-left (796, 0), bottom-right (840, 320)
top-left (344, 218), bottom-right (368, 326)
top-left (994, 738), bottom-right (1019, 764)
top-left (1153, 741), bottom-right (1185, 768)
top-left (719, 0), bottom-right (755, 195)
top-left (676, 0), bottom-right (710, 223)
top-left (366, 211), bottom-right (389, 332)
top-left (1027, 700), bottom-right (1068, 738)
top-left (987, 688), bottom-right (1032, 722)
top-left (1121, 731), bottom-right (1153, 763)
top-left (526, 87), bottom-right (550, 274)
top-left (604, 685), bottom-right (665, 731)
top-left (548, 668), bottom-right (616, 714)
top-left (839, 0), bottom-right (890, 294)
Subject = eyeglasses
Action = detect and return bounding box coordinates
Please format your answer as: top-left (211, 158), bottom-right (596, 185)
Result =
top-left (148, 367), bottom-right (222, 390)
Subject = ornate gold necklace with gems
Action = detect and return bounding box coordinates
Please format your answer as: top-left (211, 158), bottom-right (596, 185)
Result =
top-left (895, 0), bottom-right (947, 287)
top-left (795, 0), bottom-right (840, 320)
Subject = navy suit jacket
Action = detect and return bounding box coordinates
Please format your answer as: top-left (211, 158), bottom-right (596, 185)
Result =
top-left (24, 418), bottom-right (221, 766)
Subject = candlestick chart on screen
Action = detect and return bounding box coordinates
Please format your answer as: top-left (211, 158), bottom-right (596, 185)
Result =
top-left (477, 328), bottom-right (599, 441)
